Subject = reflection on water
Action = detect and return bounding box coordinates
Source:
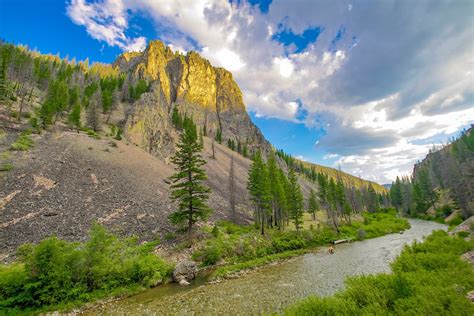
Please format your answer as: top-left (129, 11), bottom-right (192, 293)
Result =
top-left (85, 219), bottom-right (446, 315)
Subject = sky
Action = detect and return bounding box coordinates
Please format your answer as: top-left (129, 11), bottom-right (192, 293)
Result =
top-left (1, 0), bottom-right (473, 184)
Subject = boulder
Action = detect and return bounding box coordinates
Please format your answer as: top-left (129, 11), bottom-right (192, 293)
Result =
top-left (179, 279), bottom-right (190, 286)
top-left (172, 260), bottom-right (198, 283)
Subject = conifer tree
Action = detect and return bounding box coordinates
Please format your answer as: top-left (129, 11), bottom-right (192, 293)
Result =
top-left (168, 118), bottom-right (212, 241)
top-left (366, 184), bottom-right (379, 212)
top-left (267, 152), bottom-right (286, 228)
top-left (308, 189), bottom-right (319, 220)
top-left (247, 151), bottom-right (271, 235)
top-left (287, 169), bottom-right (304, 231)
top-left (86, 92), bottom-right (100, 132)
top-left (68, 102), bottom-right (81, 131)
top-left (390, 176), bottom-right (403, 210)
top-left (418, 168), bottom-right (437, 209)
top-left (0, 46), bottom-right (11, 103)
top-left (215, 128), bottom-right (222, 144)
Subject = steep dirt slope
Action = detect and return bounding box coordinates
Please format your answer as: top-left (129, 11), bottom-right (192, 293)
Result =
top-left (0, 128), bottom-right (318, 261)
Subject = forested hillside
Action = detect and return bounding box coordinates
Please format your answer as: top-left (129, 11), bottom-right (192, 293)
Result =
top-left (390, 127), bottom-right (474, 220)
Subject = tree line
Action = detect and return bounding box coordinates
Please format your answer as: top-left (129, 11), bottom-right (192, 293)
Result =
top-left (390, 128), bottom-right (473, 219)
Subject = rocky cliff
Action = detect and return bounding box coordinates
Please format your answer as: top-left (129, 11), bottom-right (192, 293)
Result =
top-left (114, 41), bottom-right (269, 160)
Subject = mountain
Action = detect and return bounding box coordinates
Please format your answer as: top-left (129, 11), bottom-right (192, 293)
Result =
top-left (0, 40), bottom-right (385, 261)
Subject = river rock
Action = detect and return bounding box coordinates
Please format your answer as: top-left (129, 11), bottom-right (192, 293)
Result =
top-left (173, 260), bottom-right (198, 283)
top-left (179, 279), bottom-right (190, 286)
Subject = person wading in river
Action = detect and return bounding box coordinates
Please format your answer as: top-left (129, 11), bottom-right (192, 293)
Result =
top-left (328, 245), bottom-right (335, 254)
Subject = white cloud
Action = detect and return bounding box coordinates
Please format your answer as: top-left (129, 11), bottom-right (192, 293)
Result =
top-left (66, 0), bottom-right (474, 183)
top-left (66, 0), bottom-right (147, 52)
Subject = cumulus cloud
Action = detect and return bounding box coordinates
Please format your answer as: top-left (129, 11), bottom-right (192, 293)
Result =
top-left (66, 0), bottom-right (474, 183)
top-left (66, 0), bottom-right (146, 52)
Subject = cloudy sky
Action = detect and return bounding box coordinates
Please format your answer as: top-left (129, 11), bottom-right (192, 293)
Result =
top-left (1, 0), bottom-right (473, 184)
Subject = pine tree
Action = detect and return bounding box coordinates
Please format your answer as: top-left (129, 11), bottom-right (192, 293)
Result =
top-left (267, 152), bottom-right (286, 228)
top-left (308, 189), bottom-right (319, 220)
top-left (366, 184), bottom-right (379, 212)
top-left (0, 45), bottom-right (11, 103)
top-left (215, 128), bottom-right (222, 144)
top-left (171, 106), bottom-right (183, 129)
top-left (86, 92), bottom-right (100, 132)
top-left (68, 102), bottom-right (81, 131)
top-left (418, 168), bottom-right (437, 209)
top-left (168, 118), bottom-right (212, 241)
top-left (242, 144), bottom-right (248, 158)
top-left (287, 169), bottom-right (304, 231)
top-left (247, 151), bottom-right (271, 235)
top-left (390, 176), bottom-right (403, 210)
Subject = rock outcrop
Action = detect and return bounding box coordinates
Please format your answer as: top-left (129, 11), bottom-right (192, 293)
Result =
top-left (172, 260), bottom-right (198, 285)
top-left (115, 40), bottom-right (270, 160)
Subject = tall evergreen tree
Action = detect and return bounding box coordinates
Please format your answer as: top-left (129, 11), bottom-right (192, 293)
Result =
top-left (417, 168), bottom-right (437, 209)
top-left (168, 118), bottom-right (212, 241)
top-left (390, 176), bottom-right (403, 210)
top-left (247, 151), bottom-right (271, 235)
top-left (366, 184), bottom-right (379, 212)
top-left (308, 189), bottom-right (319, 220)
top-left (68, 102), bottom-right (81, 131)
top-left (287, 169), bottom-right (304, 231)
top-left (267, 152), bottom-right (286, 228)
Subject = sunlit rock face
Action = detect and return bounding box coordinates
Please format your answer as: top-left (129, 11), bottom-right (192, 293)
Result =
top-left (115, 40), bottom-right (269, 159)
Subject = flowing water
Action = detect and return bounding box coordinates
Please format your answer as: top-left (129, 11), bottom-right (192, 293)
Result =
top-left (84, 219), bottom-right (446, 315)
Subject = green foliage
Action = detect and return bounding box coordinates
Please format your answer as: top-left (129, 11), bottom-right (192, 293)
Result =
top-left (67, 102), bottom-right (81, 130)
top-left (168, 116), bottom-right (212, 240)
top-left (129, 79), bottom-right (149, 102)
top-left (285, 231), bottom-right (474, 315)
top-left (10, 131), bottom-right (34, 151)
top-left (447, 215), bottom-right (464, 226)
top-left (215, 128), bottom-right (222, 143)
top-left (39, 79), bottom-right (69, 126)
top-left (171, 106), bottom-right (183, 129)
top-left (0, 224), bottom-right (173, 311)
top-left (247, 151), bottom-right (272, 235)
top-left (287, 169), bottom-right (304, 231)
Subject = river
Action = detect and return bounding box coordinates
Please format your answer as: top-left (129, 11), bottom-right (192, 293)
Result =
top-left (84, 219), bottom-right (446, 315)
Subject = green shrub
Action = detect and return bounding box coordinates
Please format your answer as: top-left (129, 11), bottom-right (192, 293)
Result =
top-left (285, 231), bottom-right (474, 315)
top-left (193, 244), bottom-right (222, 266)
top-left (10, 131), bottom-right (34, 151)
top-left (447, 216), bottom-right (463, 226)
top-left (0, 224), bottom-right (173, 311)
top-left (0, 161), bottom-right (13, 171)
top-left (457, 231), bottom-right (469, 238)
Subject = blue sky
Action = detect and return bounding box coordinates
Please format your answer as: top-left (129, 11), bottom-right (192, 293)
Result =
top-left (1, 0), bottom-right (473, 184)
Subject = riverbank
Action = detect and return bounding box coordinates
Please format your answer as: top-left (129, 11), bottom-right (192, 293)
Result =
top-left (82, 219), bottom-right (444, 315)
top-left (0, 210), bottom-right (408, 314)
top-left (284, 230), bottom-right (474, 314)
top-left (199, 210), bottom-right (409, 280)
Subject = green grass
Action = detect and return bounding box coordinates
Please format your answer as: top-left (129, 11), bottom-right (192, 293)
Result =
top-left (0, 151), bottom-right (13, 172)
top-left (80, 127), bottom-right (101, 139)
top-left (0, 224), bottom-right (173, 313)
top-left (284, 230), bottom-right (474, 315)
top-left (10, 131), bottom-right (34, 151)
